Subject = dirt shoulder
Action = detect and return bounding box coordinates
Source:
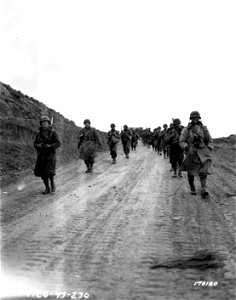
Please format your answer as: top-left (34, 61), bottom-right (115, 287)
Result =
top-left (1, 144), bottom-right (235, 300)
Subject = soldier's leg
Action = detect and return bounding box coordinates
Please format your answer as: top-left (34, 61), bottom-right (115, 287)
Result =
top-left (85, 160), bottom-right (90, 173)
top-left (109, 145), bottom-right (113, 158)
top-left (126, 142), bottom-right (130, 158)
top-left (171, 152), bottom-right (177, 177)
top-left (42, 176), bottom-right (50, 194)
top-left (89, 158), bottom-right (94, 172)
top-left (177, 153), bottom-right (184, 177)
top-left (112, 144), bottom-right (117, 163)
top-left (122, 142), bottom-right (126, 155)
top-left (172, 161), bottom-right (177, 177)
top-left (199, 173), bottom-right (209, 198)
top-left (187, 173), bottom-right (196, 195)
top-left (49, 175), bottom-right (55, 193)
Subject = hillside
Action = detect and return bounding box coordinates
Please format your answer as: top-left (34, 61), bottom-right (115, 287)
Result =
top-left (0, 82), bottom-right (108, 186)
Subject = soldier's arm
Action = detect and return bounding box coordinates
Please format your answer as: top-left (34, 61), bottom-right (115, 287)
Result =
top-left (179, 128), bottom-right (188, 150)
top-left (51, 130), bottom-right (61, 150)
top-left (94, 129), bottom-right (102, 146)
top-left (115, 131), bottom-right (120, 139)
top-left (34, 132), bottom-right (42, 151)
top-left (77, 129), bottom-right (84, 148)
top-left (204, 126), bottom-right (213, 150)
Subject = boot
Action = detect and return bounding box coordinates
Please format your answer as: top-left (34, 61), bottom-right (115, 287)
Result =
top-left (42, 177), bottom-right (50, 194)
top-left (49, 176), bottom-right (55, 193)
top-left (172, 167), bottom-right (177, 178)
top-left (126, 154), bottom-right (129, 159)
top-left (200, 176), bottom-right (209, 198)
top-left (89, 162), bottom-right (94, 172)
top-left (112, 158), bottom-right (116, 164)
top-left (188, 174), bottom-right (196, 195)
top-left (85, 161), bottom-right (90, 173)
top-left (178, 170), bottom-right (183, 178)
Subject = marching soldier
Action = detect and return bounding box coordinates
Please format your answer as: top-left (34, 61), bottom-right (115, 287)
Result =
top-left (34, 116), bottom-right (61, 194)
top-left (78, 119), bottom-right (102, 173)
top-left (166, 119), bottom-right (184, 177)
top-left (107, 123), bottom-right (120, 163)
top-left (160, 124), bottom-right (168, 159)
top-left (179, 111), bottom-right (213, 198)
top-left (121, 125), bottom-right (132, 158)
top-left (131, 130), bottom-right (140, 151)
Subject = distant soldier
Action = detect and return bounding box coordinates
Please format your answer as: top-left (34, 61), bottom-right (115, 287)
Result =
top-left (153, 128), bottom-right (158, 152)
top-left (121, 125), bottom-right (132, 158)
top-left (147, 128), bottom-right (153, 149)
top-left (160, 124), bottom-right (168, 158)
top-left (179, 111), bottom-right (213, 198)
top-left (78, 119), bottom-right (102, 173)
top-left (166, 119), bottom-right (184, 177)
top-left (165, 123), bottom-right (174, 169)
top-left (107, 123), bottom-right (120, 164)
top-left (34, 116), bottom-right (61, 194)
top-left (131, 130), bottom-right (140, 151)
top-left (153, 127), bottom-right (161, 154)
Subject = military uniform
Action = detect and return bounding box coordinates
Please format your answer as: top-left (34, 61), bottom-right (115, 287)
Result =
top-left (107, 124), bottom-right (120, 163)
top-left (180, 111), bottom-right (213, 197)
top-left (131, 131), bottom-right (139, 151)
top-left (34, 116), bottom-right (61, 194)
top-left (166, 119), bottom-right (184, 177)
top-left (121, 126), bottom-right (132, 158)
top-left (78, 120), bottom-right (102, 172)
top-left (160, 124), bottom-right (168, 158)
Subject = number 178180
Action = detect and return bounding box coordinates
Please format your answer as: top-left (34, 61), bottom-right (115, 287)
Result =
top-left (194, 281), bottom-right (218, 287)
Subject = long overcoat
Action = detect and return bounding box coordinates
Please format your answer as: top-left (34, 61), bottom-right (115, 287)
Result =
top-left (34, 127), bottom-right (61, 177)
top-left (179, 123), bottom-right (213, 176)
top-left (107, 129), bottom-right (120, 156)
top-left (78, 127), bottom-right (102, 161)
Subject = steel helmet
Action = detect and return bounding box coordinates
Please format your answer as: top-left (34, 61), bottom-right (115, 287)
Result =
top-left (83, 119), bottom-right (91, 125)
top-left (173, 118), bottom-right (181, 125)
top-left (111, 123), bottom-right (116, 127)
top-left (40, 115), bottom-right (50, 125)
top-left (190, 111), bottom-right (201, 119)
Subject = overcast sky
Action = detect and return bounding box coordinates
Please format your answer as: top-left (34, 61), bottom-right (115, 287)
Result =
top-left (0, 0), bottom-right (235, 137)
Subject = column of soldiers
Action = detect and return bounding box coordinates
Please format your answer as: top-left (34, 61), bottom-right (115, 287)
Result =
top-left (34, 111), bottom-right (213, 198)
top-left (134, 111), bottom-right (213, 198)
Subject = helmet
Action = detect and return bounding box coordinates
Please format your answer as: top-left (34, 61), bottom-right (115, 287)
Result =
top-left (163, 124), bottom-right (167, 128)
top-left (83, 119), bottom-right (91, 125)
top-left (173, 118), bottom-right (181, 125)
top-left (190, 111), bottom-right (201, 119)
top-left (40, 115), bottom-right (50, 125)
top-left (111, 123), bottom-right (115, 127)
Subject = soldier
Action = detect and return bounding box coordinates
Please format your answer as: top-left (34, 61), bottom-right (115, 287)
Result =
top-left (156, 126), bottom-right (162, 155)
top-left (153, 127), bottom-right (162, 154)
top-left (34, 116), bottom-right (61, 194)
top-left (166, 119), bottom-right (184, 178)
top-left (121, 125), bottom-right (132, 158)
top-left (160, 124), bottom-right (168, 158)
top-left (107, 123), bottom-right (120, 164)
top-left (179, 111), bottom-right (213, 198)
top-left (78, 119), bottom-right (102, 173)
top-left (131, 130), bottom-right (140, 151)
top-left (147, 128), bottom-right (153, 149)
top-left (153, 128), bottom-right (158, 152)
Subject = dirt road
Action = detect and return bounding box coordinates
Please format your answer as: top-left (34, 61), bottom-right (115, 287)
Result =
top-left (1, 144), bottom-right (235, 300)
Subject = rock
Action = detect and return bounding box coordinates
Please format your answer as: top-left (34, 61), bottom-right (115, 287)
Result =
top-left (0, 81), bottom-right (109, 186)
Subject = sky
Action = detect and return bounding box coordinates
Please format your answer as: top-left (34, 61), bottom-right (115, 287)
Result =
top-left (0, 0), bottom-right (235, 137)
